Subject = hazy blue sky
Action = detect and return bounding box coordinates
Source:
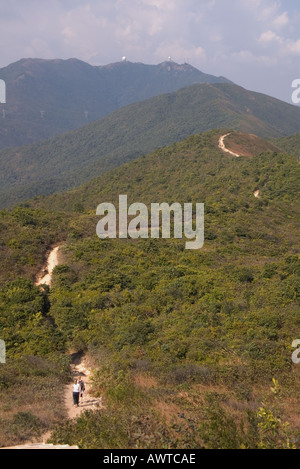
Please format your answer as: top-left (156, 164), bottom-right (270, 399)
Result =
top-left (1, 0), bottom-right (300, 102)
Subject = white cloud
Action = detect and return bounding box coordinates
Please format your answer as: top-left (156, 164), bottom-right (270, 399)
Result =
top-left (283, 38), bottom-right (300, 55)
top-left (273, 11), bottom-right (289, 28)
top-left (259, 30), bottom-right (283, 44)
top-left (258, 29), bottom-right (300, 57)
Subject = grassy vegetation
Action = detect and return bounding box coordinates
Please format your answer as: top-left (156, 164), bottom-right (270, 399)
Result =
top-left (225, 132), bottom-right (281, 157)
top-left (0, 130), bottom-right (299, 448)
top-left (0, 356), bottom-right (70, 447)
top-left (0, 204), bottom-right (70, 446)
top-left (275, 133), bottom-right (300, 159)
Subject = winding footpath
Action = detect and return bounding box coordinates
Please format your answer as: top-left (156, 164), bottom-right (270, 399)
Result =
top-left (37, 247), bottom-right (102, 439)
top-left (35, 245), bottom-right (61, 287)
top-left (218, 133), bottom-right (241, 158)
top-left (36, 245), bottom-right (102, 415)
top-left (4, 247), bottom-right (101, 449)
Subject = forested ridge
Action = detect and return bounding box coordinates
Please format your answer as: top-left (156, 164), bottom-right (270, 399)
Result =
top-left (1, 82), bottom-right (300, 209)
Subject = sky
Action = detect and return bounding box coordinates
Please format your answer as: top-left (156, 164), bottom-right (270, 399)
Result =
top-left (0, 0), bottom-right (300, 103)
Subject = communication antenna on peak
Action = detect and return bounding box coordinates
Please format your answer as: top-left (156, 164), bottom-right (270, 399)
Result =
top-left (168, 56), bottom-right (172, 62)
top-left (122, 56), bottom-right (127, 62)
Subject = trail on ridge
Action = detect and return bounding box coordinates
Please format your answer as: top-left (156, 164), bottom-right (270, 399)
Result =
top-left (218, 133), bottom-right (262, 199)
top-left (218, 133), bottom-right (241, 157)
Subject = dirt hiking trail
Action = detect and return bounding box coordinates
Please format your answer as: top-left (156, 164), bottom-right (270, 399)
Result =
top-left (218, 133), bottom-right (241, 158)
top-left (35, 245), bottom-right (62, 287)
top-left (65, 353), bottom-right (103, 420)
top-left (3, 354), bottom-right (103, 449)
top-left (3, 248), bottom-right (103, 449)
top-left (218, 133), bottom-right (262, 199)
top-left (36, 247), bottom-right (103, 419)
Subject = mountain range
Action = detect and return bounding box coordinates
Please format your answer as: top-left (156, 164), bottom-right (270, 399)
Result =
top-left (0, 58), bottom-right (231, 149)
top-left (0, 79), bottom-right (300, 209)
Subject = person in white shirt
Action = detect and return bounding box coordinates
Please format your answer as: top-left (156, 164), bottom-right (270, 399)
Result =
top-left (79, 378), bottom-right (85, 403)
top-left (73, 379), bottom-right (80, 407)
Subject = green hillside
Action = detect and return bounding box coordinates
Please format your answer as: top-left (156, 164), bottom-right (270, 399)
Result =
top-left (0, 58), bottom-right (231, 149)
top-left (275, 133), bottom-right (300, 158)
top-left (1, 83), bottom-right (300, 209)
top-left (1, 130), bottom-right (299, 449)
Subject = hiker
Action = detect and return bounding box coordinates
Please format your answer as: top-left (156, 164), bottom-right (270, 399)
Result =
top-left (79, 378), bottom-right (86, 402)
top-left (73, 379), bottom-right (80, 407)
